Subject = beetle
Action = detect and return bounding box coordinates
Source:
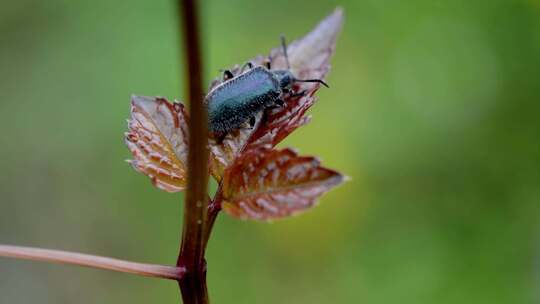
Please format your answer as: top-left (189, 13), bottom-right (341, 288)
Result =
top-left (205, 36), bottom-right (328, 142)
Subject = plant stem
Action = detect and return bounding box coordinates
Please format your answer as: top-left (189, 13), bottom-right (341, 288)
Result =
top-left (203, 184), bottom-right (223, 248)
top-left (0, 244), bottom-right (185, 280)
top-left (176, 0), bottom-right (210, 303)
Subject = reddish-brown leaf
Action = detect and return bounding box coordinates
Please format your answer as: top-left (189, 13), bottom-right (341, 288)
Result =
top-left (222, 148), bottom-right (344, 221)
top-left (248, 7), bottom-right (344, 149)
top-left (125, 95), bottom-right (189, 192)
top-left (208, 8), bottom-right (344, 180)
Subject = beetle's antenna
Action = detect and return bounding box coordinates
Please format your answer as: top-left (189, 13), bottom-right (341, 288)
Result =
top-left (295, 78), bottom-right (330, 88)
top-left (280, 34), bottom-right (291, 70)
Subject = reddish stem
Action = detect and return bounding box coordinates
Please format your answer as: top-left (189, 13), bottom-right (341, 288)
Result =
top-left (176, 0), bottom-right (210, 303)
top-left (204, 184), bottom-right (223, 248)
top-left (0, 244), bottom-right (185, 280)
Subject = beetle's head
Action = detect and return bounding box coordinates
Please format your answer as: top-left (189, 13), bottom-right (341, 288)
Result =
top-left (274, 70), bottom-right (295, 90)
top-left (275, 69), bottom-right (329, 91)
top-left (275, 35), bottom-right (330, 92)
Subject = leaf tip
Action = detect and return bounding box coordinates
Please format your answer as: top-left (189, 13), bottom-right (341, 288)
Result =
top-left (130, 94), bottom-right (142, 105)
top-left (333, 6), bottom-right (345, 18)
top-left (326, 6), bottom-right (345, 30)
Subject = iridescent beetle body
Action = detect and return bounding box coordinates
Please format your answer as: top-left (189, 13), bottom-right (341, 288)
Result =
top-left (207, 66), bottom-right (282, 134)
top-left (205, 36), bottom-right (328, 140)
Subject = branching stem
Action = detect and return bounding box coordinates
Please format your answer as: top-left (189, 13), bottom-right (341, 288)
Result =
top-left (204, 184), bottom-right (223, 248)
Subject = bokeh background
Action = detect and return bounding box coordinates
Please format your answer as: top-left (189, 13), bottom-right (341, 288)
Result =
top-left (1, 0), bottom-right (539, 303)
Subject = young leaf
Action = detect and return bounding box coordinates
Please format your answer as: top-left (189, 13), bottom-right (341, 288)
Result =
top-left (248, 7), bottom-right (344, 149)
top-left (222, 148), bottom-right (344, 221)
top-left (208, 8), bottom-right (344, 180)
top-left (125, 95), bottom-right (190, 192)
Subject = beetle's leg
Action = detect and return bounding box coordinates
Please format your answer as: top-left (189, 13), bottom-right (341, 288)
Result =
top-left (237, 117), bottom-right (256, 131)
top-left (282, 88), bottom-right (291, 95)
top-left (240, 61), bottom-right (254, 73)
top-left (222, 70), bottom-right (234, 81)
top-left (289, 90), bottom-right (307, 98)
top-left (264, 56), bottom-right (272, 69)
top-left (216, 132), bottom-right (227, 144)
top-left (275, 99), bottom-right (285, 106)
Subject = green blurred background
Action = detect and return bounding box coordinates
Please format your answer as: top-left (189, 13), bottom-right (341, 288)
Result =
top-left (1, 0), bottom-right (539, 303)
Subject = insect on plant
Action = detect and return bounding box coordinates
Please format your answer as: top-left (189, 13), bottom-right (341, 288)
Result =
top-left (206, 36), bottom-right (329, 142)
top-left (0, 7), bottom-right (345, 304)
